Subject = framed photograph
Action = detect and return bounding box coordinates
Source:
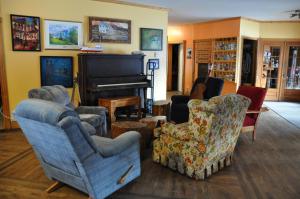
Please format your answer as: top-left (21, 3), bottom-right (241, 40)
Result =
top-left (187, 48), bottom-right (192, 59)
top-left (140, 28), bottom-right (163, 51)
top-left (40, 56), bottom-right (73, 88)
top-left (148, 59), bottom-right (160, 70)
top-left (89, 17), bottom-right (131, 43)
top-left (44, 20), bottom-right (83, 50)
top-left (10, 14), bottom-right (41, 51)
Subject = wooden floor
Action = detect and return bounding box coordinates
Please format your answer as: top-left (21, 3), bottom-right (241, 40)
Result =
top-left (0, 110), bottom-right (300, 199)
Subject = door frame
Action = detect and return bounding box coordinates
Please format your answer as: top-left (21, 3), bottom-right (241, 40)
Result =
top-left (240, 36), bottom-right (259, 87)
top-left (257, 39), bottom-right (285, 101)
top-left (0, 17), bottom-right (11, 129)
top-left (280, 41), bottom-right (300, 101)
top-left (167, 40), bottom-right (186, 93)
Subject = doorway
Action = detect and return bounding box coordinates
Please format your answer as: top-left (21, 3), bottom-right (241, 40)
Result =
top-left (167, 43), bottom-right (184, 92)
top-left (281, 41), bottom-right (300, 101)
top-left (241, 39), bottom-right (257, 86)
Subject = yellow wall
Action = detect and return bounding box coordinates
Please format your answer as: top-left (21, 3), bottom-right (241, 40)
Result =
top-left (240, 18), bottom-right (260, 38)
top-left (259, 22), bottom-right (300, 39)
top-left (1, 0), bottom-right (168, 117)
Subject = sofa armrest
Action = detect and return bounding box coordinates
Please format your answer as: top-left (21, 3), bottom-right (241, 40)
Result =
top-left (75, 106), bottom-right (107, 115)
top-left (81, 121), bottom-right (97, 135)
top-left (155, 122), bottom-right (198, 142)
top-left (91, 131), bottom-right (141, 157)
top-left (171, 95), bottom-right (190, 104)
top-left (246, 107), bottom-right (269, 114)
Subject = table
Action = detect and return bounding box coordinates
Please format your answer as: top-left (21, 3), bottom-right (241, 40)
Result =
top-left (98, 96), bottom-right (141, 122)
top-left (139, 116), bottom-right (167, 130)
top-left (111, 121), bottom-right (151, 157)
top-left (152, 100), bottom-right (170, 116)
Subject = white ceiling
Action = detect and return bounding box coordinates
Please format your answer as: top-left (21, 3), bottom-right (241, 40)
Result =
top-left (120, 0), bottom-right (300, 24)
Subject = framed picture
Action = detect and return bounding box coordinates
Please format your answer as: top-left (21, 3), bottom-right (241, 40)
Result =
top-left (140, 28), bottom-right (163, 51)
top-left (44, 20), bottom-right (83, 50)
top-left (40, 56), bottom-right (73, 88)
top-left (89, 17), bottom-right (131, 43)
top-left (148, 59), bottom-right (160, 70)
top-left (187, 48), bottom-right (192, 59)
top-left (10, 14), bottom-right (41, 51)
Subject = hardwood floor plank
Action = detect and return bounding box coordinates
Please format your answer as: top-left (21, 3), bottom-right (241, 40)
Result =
top-left (0, 110), bottom-right (299, 199)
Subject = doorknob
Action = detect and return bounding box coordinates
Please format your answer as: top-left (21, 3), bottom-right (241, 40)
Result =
top-left (262, 74), bottom-right (266, 78)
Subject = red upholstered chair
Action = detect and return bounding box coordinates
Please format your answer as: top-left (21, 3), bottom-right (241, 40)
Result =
top-left (237, 86), bottom-right (268, 141)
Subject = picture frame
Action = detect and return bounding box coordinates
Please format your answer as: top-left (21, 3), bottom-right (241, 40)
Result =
top-left (89, 17), bottom-right (131, 43)
top-left (140, 28), bottom-right (163, 51)
top-left (10, 14), bottom-right (41, 51)
top-left (187, 48), bottom-right (192, 59)
top-left (40, 56), bottom-right (73, 88)
top-left (148, 59), bottom-right (160, 70)
top-left (44, 20), bottom-right (83, 50)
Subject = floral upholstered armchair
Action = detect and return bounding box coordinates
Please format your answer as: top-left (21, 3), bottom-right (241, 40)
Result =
top-left (153, 94), bottom-right (250, 180)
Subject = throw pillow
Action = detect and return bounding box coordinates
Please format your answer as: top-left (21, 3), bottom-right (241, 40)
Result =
top-left (190, 83), bottom-right (206, 100)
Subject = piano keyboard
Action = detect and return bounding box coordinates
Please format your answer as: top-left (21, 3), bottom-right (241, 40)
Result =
top-left (97, 82), bottom-right (148, 88)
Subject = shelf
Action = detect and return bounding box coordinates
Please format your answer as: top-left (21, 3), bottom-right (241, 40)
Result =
top-left (212, 70), bottom-right (235, 73)
top-left (213, 50), bottom-right (236, 53)
top-left (214, 60), bottom-right (236, 63)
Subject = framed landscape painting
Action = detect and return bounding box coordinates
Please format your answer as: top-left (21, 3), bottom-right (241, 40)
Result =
top-left (40, 56), bottom-right (73, 88)
top-left (140, 28), bottom-right (163, 51)
top-left (89, 17), bottom-right (131, 43)
top-left (44, 20), bottom-right (83, 50)
top-left (10, 14), bottom-right (41, 51)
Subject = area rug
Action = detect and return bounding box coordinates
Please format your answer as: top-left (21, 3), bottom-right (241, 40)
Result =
top-left (263, 101), bottom-right (300, 129)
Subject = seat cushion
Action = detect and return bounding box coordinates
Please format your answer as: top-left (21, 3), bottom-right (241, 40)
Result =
top-left (243, 115), bottom-right (256, 127)
top-left (79, 114), bottom-right (102, 128)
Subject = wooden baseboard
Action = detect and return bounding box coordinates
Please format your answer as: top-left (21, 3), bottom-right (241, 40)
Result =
top-left (11, 121), bottom-right (20, 129)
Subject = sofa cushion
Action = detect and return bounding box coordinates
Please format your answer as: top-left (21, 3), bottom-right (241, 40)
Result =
top-left (243, 115), bottom-right (256, 127)
top-left (79, 114), bottom-right (102, 128)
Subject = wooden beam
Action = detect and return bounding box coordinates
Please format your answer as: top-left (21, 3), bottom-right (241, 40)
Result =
top-left (0, 17), bottom-right (11, 129)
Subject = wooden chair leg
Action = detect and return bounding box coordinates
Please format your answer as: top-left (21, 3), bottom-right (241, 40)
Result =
top-left (46, 181), bottom-right (64, 193)
top-left (252, 129), bottom-right (256, 142)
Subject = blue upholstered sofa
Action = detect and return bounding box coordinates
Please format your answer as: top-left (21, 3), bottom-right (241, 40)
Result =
top-left (28, 85), bottom-right (107, 136)
top-left (14, 99), bottom-right (141, 199)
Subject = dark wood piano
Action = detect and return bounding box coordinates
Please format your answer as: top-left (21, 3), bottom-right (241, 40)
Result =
top-left (78, 53), bottom-right (151, 111)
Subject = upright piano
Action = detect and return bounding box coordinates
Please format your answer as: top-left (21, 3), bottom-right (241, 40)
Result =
top-left (78, 53), bottom-right (150, 110)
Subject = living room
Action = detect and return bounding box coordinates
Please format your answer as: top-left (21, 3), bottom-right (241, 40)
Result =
top-left (0, 0), bottom-right (300, 198)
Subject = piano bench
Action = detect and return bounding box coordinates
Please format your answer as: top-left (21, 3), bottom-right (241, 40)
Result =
top-left (98, 96), bottom-right (141, 123)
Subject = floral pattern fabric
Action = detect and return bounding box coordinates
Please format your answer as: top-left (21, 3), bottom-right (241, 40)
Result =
top-left (153, 94), bottom-right (250, 180)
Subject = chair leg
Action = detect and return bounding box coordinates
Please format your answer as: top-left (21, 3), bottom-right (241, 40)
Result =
top-left (46, 181), bottom-right (64, 193)
top-left (252, 129), bottom-right (256, 142)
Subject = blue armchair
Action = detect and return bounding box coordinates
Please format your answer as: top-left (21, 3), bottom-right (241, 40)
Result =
top-left (28, 85), bottom-right (107, 136)
top-left (14, 99), bottom-right (141, 199)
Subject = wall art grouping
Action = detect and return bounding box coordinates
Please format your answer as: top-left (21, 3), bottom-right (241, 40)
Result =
top-left (44, 20), bottom-right (83, 50)
top-left (10, 14), bottom-right (41, 51)
top-left (10, 14), bottom-right (163, 51)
